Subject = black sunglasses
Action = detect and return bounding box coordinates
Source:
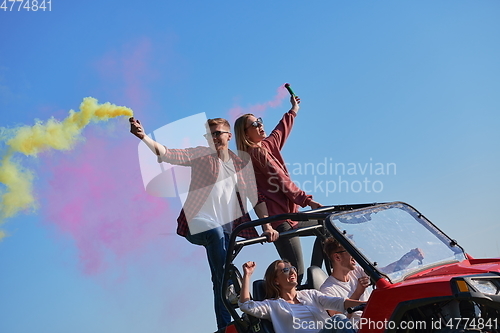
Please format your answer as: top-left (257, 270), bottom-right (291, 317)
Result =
top-left (246, 117), bottom-right (263, 129)
top-left (281, 266), bottom-right (297, 275)
top-left (204, 131), bottom-right (230, 139)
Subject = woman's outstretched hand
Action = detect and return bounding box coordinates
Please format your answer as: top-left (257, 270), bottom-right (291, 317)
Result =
top-left (290, 95), bottom-right (300, 113)
top-left (308, 200), bottom-right (322, 210)
top-left (262, 225), bottom-right (280, 242)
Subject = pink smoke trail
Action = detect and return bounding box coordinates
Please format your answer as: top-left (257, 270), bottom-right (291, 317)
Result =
top-left (41, 130), bottom-right (174, 275)
top-left (227, 84), bottom-right (288, 123)
top-left (94, 37), bottom-right (157, 114)
top-left (40, 37), bottom-right (192, 277)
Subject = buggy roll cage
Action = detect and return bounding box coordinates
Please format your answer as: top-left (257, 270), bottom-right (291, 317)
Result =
top-left (221, 203), bottom-right (380, 332)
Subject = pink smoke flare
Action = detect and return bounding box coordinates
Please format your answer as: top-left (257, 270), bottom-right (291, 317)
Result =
top-left (94, 37), bottom-right (157, 114)
top-left (228, 85), bottom-right (288, 123)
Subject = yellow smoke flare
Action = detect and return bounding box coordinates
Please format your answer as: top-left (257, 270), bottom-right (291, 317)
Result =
top-left (7, 97), bottom-right (133, 156)
top-left (0, 97), bottom-right (133, 240)
top-left (0, 155), bottom-right (35, 219)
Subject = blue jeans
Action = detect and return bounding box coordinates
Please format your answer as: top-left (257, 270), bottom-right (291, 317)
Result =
top-left (185, 220), bottom-right (231, 329)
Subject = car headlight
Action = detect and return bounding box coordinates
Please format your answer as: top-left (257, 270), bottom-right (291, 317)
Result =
top-left (469, 279), bottom-right (500, 296)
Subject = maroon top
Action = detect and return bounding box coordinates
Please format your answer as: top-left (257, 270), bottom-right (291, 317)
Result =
top-left (248, 110), bottom-right (312, 229)
top-left (160, 146), bottom-right (260, 239)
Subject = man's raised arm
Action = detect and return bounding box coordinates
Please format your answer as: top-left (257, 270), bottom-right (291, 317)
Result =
top-left (129, 117), bottom-right (167, 159)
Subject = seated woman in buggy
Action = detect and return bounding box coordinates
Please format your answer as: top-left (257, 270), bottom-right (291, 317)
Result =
top-left (238, 260), bottom-right (365, 333)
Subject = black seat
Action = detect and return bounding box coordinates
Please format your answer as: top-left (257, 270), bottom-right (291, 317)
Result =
top-left (306, 265), bottom-right (328, 290)
top-left (242, 279), bottom-right (274, 333)
top-left (252, 279), bottom-right (266, 301)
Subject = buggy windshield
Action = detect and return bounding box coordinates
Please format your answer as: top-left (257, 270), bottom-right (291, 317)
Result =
top-left (326, 202), bottom-right (467, 283)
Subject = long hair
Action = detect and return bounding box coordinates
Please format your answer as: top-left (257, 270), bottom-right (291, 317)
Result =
top-left (234, 113), bottom-right (269, 166)
top-left (234, 113), bottom-right (255, 155)
top-left (264, 259), bottom-right (291, 299)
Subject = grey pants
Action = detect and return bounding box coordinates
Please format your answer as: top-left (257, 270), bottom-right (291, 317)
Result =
top-left (273, 220), bottom-right (326, 285)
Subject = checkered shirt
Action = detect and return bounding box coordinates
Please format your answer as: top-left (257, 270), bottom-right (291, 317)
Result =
top-left (160, 146), bottom-right (261, 239)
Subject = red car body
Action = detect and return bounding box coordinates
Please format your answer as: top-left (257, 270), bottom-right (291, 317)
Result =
top-left (221, 202), bottom-right (500, 333)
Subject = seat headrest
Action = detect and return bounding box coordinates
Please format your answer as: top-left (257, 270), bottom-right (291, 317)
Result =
top-left (252, 279), bottom-right (266, 301)
top-left (306, 265), bottom-right (328, 290)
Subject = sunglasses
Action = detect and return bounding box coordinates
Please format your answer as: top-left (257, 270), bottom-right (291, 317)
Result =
top-left (334, 250), bottom-right (347, 254)
top-left (246, 117), bottom-right (263, 129)
top-left (280, 266), bottom-right (297, 275)
top-left (204, 131), bottom-right (230, 139)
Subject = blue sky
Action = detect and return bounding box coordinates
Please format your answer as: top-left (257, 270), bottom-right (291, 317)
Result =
top-left (1, 1), bottom-right (499, 332)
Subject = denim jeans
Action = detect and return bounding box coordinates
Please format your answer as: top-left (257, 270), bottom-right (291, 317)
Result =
top-left (185, 218), bottom-right (231, 329)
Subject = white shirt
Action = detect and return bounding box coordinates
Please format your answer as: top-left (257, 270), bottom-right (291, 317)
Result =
top-left (320, 265), bottom-right (371, 323)
top-left (239, 289), bottom-right (346, 333)
top-left (289, 303), bottom-right (320, 333)
top-left (190, 158), bottom-right (240, 234)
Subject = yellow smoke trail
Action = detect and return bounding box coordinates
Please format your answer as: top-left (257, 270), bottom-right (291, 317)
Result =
top-left (0, 97), bottom-right (133, 240)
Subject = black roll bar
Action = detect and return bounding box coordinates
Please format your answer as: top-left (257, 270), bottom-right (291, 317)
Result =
top-left (221, 203), bottom-right (379, 332)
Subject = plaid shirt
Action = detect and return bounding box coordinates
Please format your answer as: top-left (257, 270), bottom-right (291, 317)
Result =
top-left (160, 146), bottom-right (261, 239)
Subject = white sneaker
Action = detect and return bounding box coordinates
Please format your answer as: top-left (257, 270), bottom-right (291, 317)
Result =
top-left (226, 284), bottom-right (239, 305)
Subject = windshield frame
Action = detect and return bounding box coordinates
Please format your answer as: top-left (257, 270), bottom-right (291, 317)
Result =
top-left (325, 201), bottom-right (467, 284)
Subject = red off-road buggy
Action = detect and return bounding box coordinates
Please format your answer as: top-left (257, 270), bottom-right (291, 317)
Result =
top-left (219, 202), bottom-right (500, 333)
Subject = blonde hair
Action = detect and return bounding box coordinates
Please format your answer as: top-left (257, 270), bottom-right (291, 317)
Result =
top-left (234, 114), bottom-right (255, 155)
top-left (234, 114), bottom-right (269, 166)
top-left (207, 118), bottom-right (230, 129)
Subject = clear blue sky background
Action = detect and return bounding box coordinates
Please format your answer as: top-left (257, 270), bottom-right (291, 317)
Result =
top-left (1, 1), bottom-right (499, 332)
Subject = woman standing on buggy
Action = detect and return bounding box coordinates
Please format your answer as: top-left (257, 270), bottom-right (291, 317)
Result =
top-left (234, 92), bottom-right (323, 284)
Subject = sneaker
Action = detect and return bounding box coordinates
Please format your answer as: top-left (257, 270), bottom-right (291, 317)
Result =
top-left (226, 284), bottom-right (239, 305)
